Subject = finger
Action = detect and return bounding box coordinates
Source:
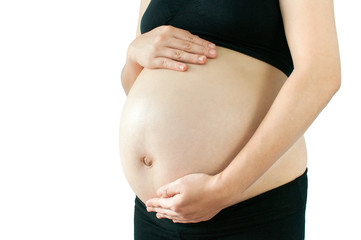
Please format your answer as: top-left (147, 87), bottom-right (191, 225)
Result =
top-left (166, 38), bottom-right (216, 58)
top-left (172, 218), bottom-right (193, 223)
top-left (173, 217), bottom-right (205, 224)
top-left (153, 57), bottom-right (187, 71)
top-left (157, 181), bottom-right (181, 197)
top-left (147, 206), bottom-right (179, 217)
top-left (156, 213), bottom-right (171, 220)
top-left (156, 213), bottom-right (184, 222)
top-left (173, 219), bottom-right (196, 224)
top-left (172, 219), bottom-right (188, 223)
top-left (170, 27), bottom-right (216, 50)
top-left (146, 197), bottom-right (174, 209)
top-left (159, 48), bottom-right (208, 65)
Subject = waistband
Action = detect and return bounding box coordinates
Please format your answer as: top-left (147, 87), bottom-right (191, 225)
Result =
top-left (134, 168), bottom-right (308, 235)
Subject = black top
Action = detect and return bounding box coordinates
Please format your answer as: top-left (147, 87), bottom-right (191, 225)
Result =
top-left (140, 0), bottom-right (294, 77)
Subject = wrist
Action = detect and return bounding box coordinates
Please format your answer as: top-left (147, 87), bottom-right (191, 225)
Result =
top-left (121, 43), bottom-right (144, 95)
top-left (126, 42), bottom-right (139, 65)
top-left (125, 43), bottom-right (143, 75)
top-left (212, 171), bottom-right (237, 209)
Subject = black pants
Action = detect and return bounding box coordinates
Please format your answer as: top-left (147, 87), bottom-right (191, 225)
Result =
top-left (134, 168), bottom-right (308, 240)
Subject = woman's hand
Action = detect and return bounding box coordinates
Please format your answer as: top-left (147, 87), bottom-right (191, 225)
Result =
top-left (145, 173), bottom-right (229, 223)
top-left (127, 25), bottom-right (217, 72)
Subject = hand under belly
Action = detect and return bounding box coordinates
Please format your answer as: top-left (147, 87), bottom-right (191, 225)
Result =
top-left (119, 47), bottom-right (306, 203)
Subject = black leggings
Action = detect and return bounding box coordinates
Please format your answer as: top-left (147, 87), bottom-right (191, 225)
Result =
top-left (134, 168), bottom-right (308, 240)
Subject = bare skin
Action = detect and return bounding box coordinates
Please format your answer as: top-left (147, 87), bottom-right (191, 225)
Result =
top-left (120, 0), bottom-right (341, 223)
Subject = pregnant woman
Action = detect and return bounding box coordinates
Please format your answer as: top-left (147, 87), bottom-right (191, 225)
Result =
top-left (119, 0), bottom-right (341, 239)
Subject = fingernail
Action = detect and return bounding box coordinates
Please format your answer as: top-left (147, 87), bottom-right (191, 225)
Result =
top-left (198, 56), bottom-right (206, 63)
top-left (208, 43), bottom-right (216, 48)
top-left (179, 65), bottom-right (185, 71)
top-left (209, 49), bottom-right (216, 55)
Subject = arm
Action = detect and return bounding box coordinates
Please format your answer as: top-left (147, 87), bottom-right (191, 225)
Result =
top-left (121, 0), bottom-right (150, 96)
top-left (215, 0), bottom-right (341, 208)
top-left (145, 0), bottom-right (341, 224)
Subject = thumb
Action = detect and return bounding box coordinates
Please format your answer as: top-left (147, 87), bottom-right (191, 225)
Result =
top-left (157, 181), bottom-right (181, 198)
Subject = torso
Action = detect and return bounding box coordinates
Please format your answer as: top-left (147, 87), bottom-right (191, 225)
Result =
top-left (119, 46), bottom-right (307, 204)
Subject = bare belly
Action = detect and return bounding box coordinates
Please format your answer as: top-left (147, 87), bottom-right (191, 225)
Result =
top-left (119, 46), bottom-right (307, 204)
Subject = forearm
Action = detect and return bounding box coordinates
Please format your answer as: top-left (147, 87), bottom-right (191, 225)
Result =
top-left (215, 67), bottom-right (341, 208)
top-left (121, 46), bottom-right (144, 96)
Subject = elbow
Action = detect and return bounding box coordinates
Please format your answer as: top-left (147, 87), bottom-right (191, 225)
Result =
top-left (297, 61), bottom-right (342, 98)
top-left (318, 71), bottom-right (341, 101)
top-left (325, 61), bottom-right (342, 95)
top-left (321, 58), bottom-right (342, 95)
top-left (327, 68), bottom-right (342, 96)
top-left (320, 73), bottom-right (341, 99)
top-left (332, 73), bottom-right (341, 94)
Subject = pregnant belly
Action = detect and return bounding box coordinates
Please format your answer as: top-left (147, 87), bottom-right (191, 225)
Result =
top-left (119, 47), bottom-right (307, 203)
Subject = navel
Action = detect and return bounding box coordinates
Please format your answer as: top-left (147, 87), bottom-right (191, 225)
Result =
top-left (141, 156), bottom-right (153, 167)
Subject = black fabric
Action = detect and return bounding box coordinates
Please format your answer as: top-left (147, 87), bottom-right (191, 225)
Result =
top-left (140, 0), bottom-right (294, 77)
top-left (134, 168), bottom-right (308, 240)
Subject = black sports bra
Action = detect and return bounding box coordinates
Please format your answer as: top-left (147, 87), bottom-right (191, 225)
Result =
top-left (140, 0), bottom-right (294, 77)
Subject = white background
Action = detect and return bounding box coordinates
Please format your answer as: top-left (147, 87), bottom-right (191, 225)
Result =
top-left (0, 0), bottom-right (360, 239)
